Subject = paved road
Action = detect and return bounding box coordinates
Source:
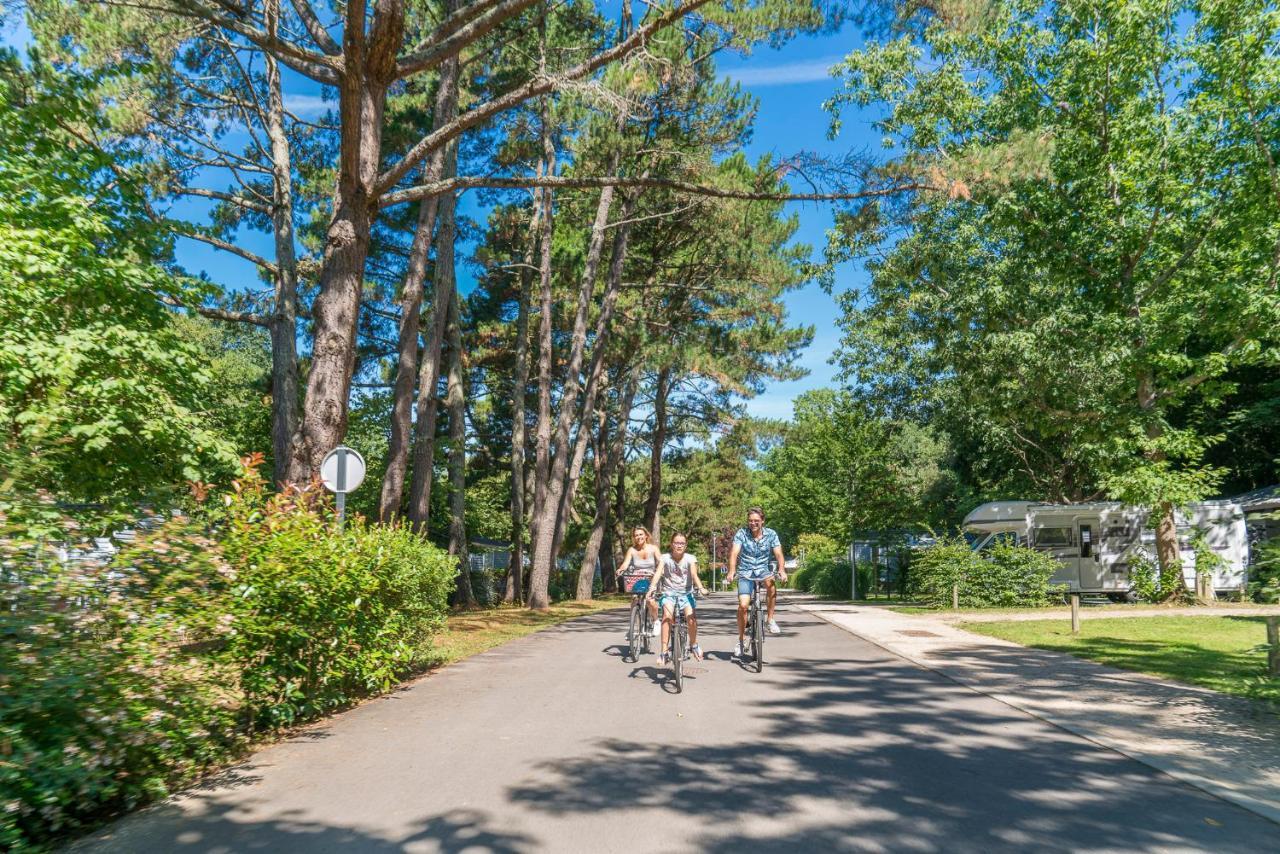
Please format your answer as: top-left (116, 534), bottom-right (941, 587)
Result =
top-left (74, 595), bottom-right (1278, 852)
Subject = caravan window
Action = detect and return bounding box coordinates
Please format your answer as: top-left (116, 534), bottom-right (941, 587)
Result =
top-left (1033, 526), bottom-right (1074, 548)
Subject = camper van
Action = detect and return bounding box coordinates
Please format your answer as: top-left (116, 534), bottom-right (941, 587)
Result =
top-left (962, 500), bottom-right (1248, 597)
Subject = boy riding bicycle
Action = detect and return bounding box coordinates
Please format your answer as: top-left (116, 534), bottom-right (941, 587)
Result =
top-left (646, 533), bottom-right (707, 666)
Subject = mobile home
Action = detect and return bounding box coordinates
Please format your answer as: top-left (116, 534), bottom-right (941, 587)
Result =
top-left (962, 500), bottom-right (1248, 597)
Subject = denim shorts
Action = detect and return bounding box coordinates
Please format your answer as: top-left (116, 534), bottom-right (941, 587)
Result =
top-left (659, 592), bottom-right (696, 612)
top-left (736, 573), bottom-right (774, 597)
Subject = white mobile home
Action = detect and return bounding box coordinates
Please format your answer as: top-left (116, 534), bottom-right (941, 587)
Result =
top-left (962, 500), bottom-right (1248, 597)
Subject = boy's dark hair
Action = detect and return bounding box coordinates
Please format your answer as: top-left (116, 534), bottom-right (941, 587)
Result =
top-left (747, 507), bottom-right (766, 521)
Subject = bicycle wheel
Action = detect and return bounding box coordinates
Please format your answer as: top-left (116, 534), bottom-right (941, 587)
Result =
top-left (752, 598), bottom-right (765, 672)
top-left (628, 600), bottom-right (642, 662)
top-left (673, 621), bottom-right (684, 693)
top-left (641, 606), bottom-right (652, 655)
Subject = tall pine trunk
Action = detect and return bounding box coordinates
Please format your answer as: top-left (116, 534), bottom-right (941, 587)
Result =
top-left (288, 1), bottom-right (402, 482)
top-left (577, 369), bottom-right (639, 600)
top-left (642, 367), bottom-right (671, 541)
top-left (379, 46), bottom-right (460, 520)
top-left (262, 6), bottom-right (299, 488)
top-left (552, 186), bottom-right (637, 558)
top-left (503, 194), bottom-right (541, 604)
top-left (526, 89), bottom-right (559, 609)
top-left (446, 282), bottom-right (476, 608)
top-left (528, 178), bottom-right (618, 608)
top-left (407, 139), bottom-right (459, 532)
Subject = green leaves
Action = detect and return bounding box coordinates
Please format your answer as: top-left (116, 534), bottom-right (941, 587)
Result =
top-left (0, 53), bottom-right (237, 510)
top-left (826, 0), bottom-right (1280, 511)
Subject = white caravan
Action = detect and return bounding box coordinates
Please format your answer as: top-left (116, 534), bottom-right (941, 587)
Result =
top-left (962, 500), bottom-right (1248, 597)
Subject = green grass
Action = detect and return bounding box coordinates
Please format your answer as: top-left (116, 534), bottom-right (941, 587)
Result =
top-left (963, 616), bottom-right (1280, 705)
top-left (424, 596), bottom-right (628, 666)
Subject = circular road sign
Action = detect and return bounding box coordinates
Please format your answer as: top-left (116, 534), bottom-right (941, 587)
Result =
top-left (320, 446), bottom-right (366, 494)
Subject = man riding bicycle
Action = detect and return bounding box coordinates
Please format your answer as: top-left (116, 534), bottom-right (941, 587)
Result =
top-left (646, 533), bottom-right (707, 666)
top-left (727, 507), bottom-right (787, 658)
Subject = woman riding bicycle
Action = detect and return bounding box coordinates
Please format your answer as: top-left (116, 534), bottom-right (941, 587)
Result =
top-left (646, 533), bottom-right (707, 666)
top-left (616, 525), bottom-right (661, 637)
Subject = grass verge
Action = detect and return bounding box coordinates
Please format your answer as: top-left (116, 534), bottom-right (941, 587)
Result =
top-left (424, 596), bottom-right (628, 667)
top-left (962, 616), bottom-right (1280, 705)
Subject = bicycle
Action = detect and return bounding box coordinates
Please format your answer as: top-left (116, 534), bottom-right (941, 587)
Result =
top-left (660, 588), bottom-right (702, 693)
top-left (621, 574), bottom-right (654, 662)
top-left (742, 572), bottom-right (774, 673)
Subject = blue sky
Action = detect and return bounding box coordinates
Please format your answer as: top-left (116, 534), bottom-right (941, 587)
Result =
top-left (3, 12), bottom-right (874, 424)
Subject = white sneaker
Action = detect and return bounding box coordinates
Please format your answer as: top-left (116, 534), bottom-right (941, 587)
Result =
top-left (768, 619), bottom-right (780, 635)
top-left (733, 641), bottom-right (744, 657)
top-left (649, 623), bottom-right (660, 638)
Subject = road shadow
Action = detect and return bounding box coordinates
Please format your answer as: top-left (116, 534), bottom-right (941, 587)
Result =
top-left (71, 804), bottom-right (536, 853)
top-left (506, 647), bottom-right (1272, 852)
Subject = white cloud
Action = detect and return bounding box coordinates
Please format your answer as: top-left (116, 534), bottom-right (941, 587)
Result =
top-left (725, 56), bottom-right (844, 88)
top-left (283, 94), bottom-right (333, 117)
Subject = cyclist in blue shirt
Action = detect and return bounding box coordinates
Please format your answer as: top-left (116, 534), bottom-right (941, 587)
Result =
top-left (727, 507), bottom-right (788, 658)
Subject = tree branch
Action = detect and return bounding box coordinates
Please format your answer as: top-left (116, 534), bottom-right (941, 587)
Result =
top-left (376, 0), bottom-right (717, 194)
top-left (381, 173), bottom-right (932, 208)
top-left (173, 186), bottom-right (273, 214)
top-left (289, 0), bottom-right (342, 55)
top-left (394, 0), bottom-right (538, 80)
top-left (177, 230), bottom-right (281, 275)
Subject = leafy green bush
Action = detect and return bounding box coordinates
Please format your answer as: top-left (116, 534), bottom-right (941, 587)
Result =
top-left (1128, 551), bottom-right (1162, 603)
top-left (909, 537), bottom-right (1063, 608)
top-left (0, 503), bottom-right (241, 850)
top-left (0, 461), bottom-right (455, 849)
top-left (788, 565), bottom-right (812, 592)
top-left (812, 560), bottom-right (854, 599)
top-left (1250, 540), bottom-right (1280, 604)
top-left (221, 467), bottom-right (455, 730)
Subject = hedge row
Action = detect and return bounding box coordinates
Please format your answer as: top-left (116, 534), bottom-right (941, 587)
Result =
top-left (0, 462), bottom-right (455, 850)
top-left (907, 537), bottom-right (1063, 608)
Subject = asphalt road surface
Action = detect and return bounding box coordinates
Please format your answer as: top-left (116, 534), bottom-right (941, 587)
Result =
top-left (74, 595), bottom-right (1279, 852)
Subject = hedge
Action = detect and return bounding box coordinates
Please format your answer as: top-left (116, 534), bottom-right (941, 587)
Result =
top-left (908, 536), bottom-right (1063, 608)
top-left (0, 461), bottom-right (454, 850)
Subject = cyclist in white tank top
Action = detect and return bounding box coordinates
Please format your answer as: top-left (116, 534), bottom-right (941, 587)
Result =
top-left (646, 533), bottom-right (708, 665)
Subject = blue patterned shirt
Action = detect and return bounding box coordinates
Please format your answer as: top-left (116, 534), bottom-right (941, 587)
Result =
top-left (734, 527), bottom-right (781, 579)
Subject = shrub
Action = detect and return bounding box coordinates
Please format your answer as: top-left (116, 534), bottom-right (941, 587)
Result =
top-left (221, 468), bottom-right (455, 730)
top-left (0, 503), bottom-right (241, 850)
top-left (1129, 551), bottom-right (1162, 603)
top-left (908, 537), bottom-right (1063, 608)
top-left (1250, 540), bottom-right (1280, 604)
top-left (812, 560), bottom-right (854, 599)
top-left (0, 460), bottom-right (455, 848)
top-left (788, 565), bottom-right (812, 592)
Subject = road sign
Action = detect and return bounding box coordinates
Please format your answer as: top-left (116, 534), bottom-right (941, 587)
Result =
top-left (320, 446), bottom-right (365, 529)
top-left (321, 446), bottom-right (366, 494)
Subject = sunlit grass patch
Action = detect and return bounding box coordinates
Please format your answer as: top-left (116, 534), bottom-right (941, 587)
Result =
top-left (963, 616), bottom-right (1280, 705)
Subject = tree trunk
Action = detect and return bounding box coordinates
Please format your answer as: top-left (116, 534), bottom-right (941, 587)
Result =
top-left (407, 139), bottom-right (460, 533)
top-left (262, 12), bottom-right (299, 489)
top-left (288, 1), bottom-right (401, 482)
top-left (614, 456), bottom-right (628, 563)
top-left (1138, 371), bottom-right (1186, 600)
top-left (643, 367), bottom-right (671, 541)
top-left (503, 194), bottom-right (541, 605)
top-left (379, 48), bottom-right (460, 521)
top-left (553, 185), bottom-right (636, 557)
top-left (446, 281), bottom-right (476, 608)
top-left (528, 179), bottom-right (618, 608)
top-left (526, 92), bottom-right (558, 609)
top-left (577, 368), bottom-right (639, 600)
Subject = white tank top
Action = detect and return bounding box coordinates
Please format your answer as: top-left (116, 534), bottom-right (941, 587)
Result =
top-left (658, 553), bottom-right (696, 595)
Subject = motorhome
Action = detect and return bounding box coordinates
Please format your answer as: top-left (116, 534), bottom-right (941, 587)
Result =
top-left (962, 500), bottom-right (1248, 597)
